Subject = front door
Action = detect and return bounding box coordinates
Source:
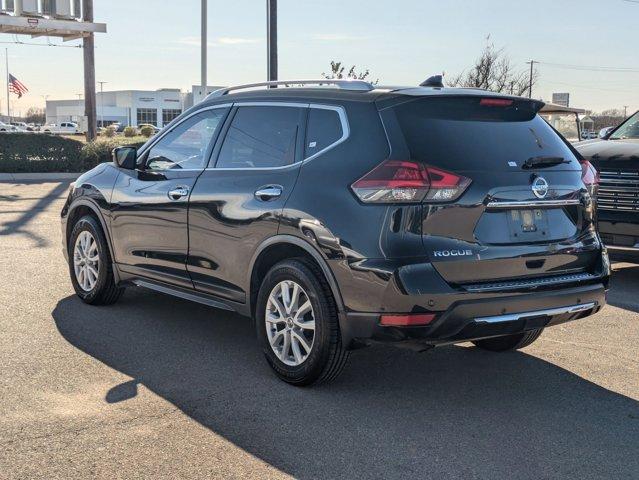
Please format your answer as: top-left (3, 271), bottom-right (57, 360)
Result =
top-left (110, 106), bottom-right (230, 288)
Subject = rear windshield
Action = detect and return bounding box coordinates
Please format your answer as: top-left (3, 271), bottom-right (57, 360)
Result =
top-left (389, 97), bottom-right (580, 171)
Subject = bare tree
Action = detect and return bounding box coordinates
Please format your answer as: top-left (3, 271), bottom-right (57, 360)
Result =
top-left (591, 109), bottom-right (626, 130)
top-left (25, 107), bottom-right (46, 124)
top-left (322, 61), bottom-right (378, 84)
top-left (449, 41), bottom-right (537, 96)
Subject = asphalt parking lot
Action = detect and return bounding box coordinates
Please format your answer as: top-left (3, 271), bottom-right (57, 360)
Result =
top-left (1, 181), bottom-right (638, 479)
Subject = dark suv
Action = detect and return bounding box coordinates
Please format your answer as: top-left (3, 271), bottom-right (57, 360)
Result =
top-left (577, 111), bottom-right (639, 253)
top-left (61, 79), bottom-right (609, 385)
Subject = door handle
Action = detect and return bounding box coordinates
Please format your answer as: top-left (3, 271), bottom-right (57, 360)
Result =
top-left (255, 185), bottom-right (283, 201)
top-left (168, 185), bottom-right (189, 201)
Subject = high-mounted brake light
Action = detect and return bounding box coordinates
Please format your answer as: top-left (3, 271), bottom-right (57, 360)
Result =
top-left (479, 98), bottom-right (514, 107)
top-left (579, 159), bottom-right (598, 186)
top-left (351, 160), bottom-right (471, 204)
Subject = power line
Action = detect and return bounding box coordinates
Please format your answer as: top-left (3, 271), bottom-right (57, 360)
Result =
top-left (0, 40), bottom-right (82, 49)
top-left (538, 61), bottom-right (639, 73)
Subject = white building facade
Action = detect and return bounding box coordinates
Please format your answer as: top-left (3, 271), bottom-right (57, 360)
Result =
top-left (46, 86), bottom-right (226, 128)
top-left (46, 89), bottom-right (186, 128)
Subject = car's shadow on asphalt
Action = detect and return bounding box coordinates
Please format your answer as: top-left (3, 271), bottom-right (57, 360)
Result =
top-left (52, 289), bottom-right (639, 479)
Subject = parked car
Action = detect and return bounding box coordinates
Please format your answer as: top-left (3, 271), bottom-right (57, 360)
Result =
top-left (43, 122), bottom-right (80, 135)
top-left (577, 111), bottom-right (639, 252)
top-left (0, 121), bottom-right (18, 132)
top-left (61, 79), bottom-right (609, 385)
top-left (10, 121), bottom-right (30, 131)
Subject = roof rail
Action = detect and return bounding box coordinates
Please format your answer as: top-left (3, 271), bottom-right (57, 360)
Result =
top-left (208, 79), bottom-right (375, 98)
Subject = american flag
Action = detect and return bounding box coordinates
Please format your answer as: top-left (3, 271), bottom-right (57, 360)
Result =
top-left (8, 74), bottom-right (28, 98)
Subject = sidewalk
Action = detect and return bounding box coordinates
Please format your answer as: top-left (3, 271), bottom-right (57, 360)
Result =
top-left (0, 172), bottom-right (80, 182)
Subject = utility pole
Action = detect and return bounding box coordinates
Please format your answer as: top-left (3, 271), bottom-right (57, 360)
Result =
top-left (5, 48), bottom-right (9, 120)
top-left (82, 0), bottom-right (97, 141)
top-left (526, 60), bottom-right (538, 98)
top-left (201, 0), bottom-right (207, 99)
top-left (97, 81), bottom-right (106, 127)
top-left (267, 0), bottom-right (277, 81)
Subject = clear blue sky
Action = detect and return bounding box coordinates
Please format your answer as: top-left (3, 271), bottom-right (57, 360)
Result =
top-left (3, 0), bottom-right (638, 115)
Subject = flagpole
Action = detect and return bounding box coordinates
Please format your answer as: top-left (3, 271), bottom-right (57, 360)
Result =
top-left (5, 48), bottom-right (10, 120)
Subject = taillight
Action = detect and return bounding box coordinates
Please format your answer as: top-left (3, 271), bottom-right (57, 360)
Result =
top-left (351, 160), bottom-right (471, 204)
top-left (580, 159), bottom-right (598, 187)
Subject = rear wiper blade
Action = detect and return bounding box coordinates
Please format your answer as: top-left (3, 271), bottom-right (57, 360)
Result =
top-left (522, 156), bottom-right (570, 169)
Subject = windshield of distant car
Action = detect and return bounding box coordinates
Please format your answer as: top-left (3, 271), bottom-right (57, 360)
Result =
top-left (610, 112), bottom-right (639, 140)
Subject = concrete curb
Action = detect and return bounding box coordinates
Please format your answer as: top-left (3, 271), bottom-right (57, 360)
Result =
top-left (0, 172), bottom-right (81, 182)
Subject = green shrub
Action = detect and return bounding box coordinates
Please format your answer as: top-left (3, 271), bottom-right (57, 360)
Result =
top-left (0, 133), bottom-right (83, 172)
top-left (139, 125), bottom-right (155, 137)
top-left (103, 125), bottom-right (117, 138)
top-left (0, 133), bottom-right (146, 173)
top-left (123, 126), bottom-right (137, 137)
top-left (81, 138), bottom-right (146, 168)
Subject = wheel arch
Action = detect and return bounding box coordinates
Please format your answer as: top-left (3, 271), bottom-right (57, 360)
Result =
top-left (66, 199), bottom-right (119, 281)
top-left (248, 235), bottom-right (345, 319)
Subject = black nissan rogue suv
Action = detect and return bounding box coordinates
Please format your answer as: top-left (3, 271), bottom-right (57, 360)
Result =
top-left (61, 79), bottom-right (609, 385)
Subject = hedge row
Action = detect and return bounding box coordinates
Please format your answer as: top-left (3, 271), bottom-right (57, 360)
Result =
top-left (0, 134), bottom-right (147, 173)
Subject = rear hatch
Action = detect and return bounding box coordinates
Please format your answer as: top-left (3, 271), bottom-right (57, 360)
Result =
top-left (378, 94), bottom-right (600, 286)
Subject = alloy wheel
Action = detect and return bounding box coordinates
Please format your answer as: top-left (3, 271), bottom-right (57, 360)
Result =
top-left (73, 231), bottom-right (100, 292)
top-left (265, 280), bottom-right (316, 366)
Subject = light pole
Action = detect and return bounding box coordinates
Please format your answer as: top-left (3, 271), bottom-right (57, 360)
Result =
top-left (97, 81), bottom-right (106, 127)
top-left (267, 0), bottom-right (277, 81)
top-left (201, 0), bottom-right (207, 100)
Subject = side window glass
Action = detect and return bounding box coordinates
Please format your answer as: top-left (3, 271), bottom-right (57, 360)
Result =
top-left (216, 106), bottom-right (300, 169)
top-left (305, 107), bottom-right (343, 157)
top-left (146, 108), bottom-right (228, 171)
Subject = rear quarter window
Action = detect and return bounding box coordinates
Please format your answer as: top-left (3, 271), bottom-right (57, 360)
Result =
top-left (304, 107), bottom-right (343, 157)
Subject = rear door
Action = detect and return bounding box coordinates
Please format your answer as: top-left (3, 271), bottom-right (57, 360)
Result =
top-left (381, 95), bottom-right (599, 285)
top-left (187, 103), bottom-right (306, 302)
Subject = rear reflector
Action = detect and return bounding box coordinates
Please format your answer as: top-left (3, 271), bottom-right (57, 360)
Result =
top-left (479, 98), bottom-right (514, 107)
top-left (380, 313), bottom-right (437, 326)
top-left (351, 160), bottom-right (471, 204)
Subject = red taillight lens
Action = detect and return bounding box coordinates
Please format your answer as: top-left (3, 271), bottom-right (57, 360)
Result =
top-left (479, 98), bottom-right (514, 107)
top-left (380, 313), bottom-right (437, 326)
top-left (351, 161), bottom-right (471, 204)
top-left (580, 159), bottom-right (598, 186)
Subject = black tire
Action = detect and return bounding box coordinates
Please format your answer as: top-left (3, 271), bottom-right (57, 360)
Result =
top-left (255, 258), bottom-right (349, 386)
top-left (68, 215), bottom-right (123, 305)
top-left (472, 328), bottom-right (544, 352)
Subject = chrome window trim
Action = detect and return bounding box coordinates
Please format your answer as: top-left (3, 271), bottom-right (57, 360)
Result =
top-left (205, 101), bottom-right (350, 171)
top-left (135, 103), bottom-right (233, 160)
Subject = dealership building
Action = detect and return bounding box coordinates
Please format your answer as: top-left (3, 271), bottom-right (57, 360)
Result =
top-left (45, 85), bottom-right (224, 128)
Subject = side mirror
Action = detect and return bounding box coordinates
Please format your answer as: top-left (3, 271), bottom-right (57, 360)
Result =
top-left (112, 146), bottom-right (137, 169)
top-left (599, 127), bottom-right (614, 139)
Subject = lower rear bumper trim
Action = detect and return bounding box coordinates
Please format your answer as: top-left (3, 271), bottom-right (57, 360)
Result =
top-left (475, 302), bottom-right (596, 324)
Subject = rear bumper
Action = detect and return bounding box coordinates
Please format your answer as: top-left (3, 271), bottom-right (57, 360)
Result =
top-left (341, 282), bottom-right (606, 347)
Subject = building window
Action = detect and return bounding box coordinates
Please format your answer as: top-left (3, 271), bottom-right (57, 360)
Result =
top-left (137, 108), bottom-right (157, 126)
top-left (162, 109), bottom-right (182, 126)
